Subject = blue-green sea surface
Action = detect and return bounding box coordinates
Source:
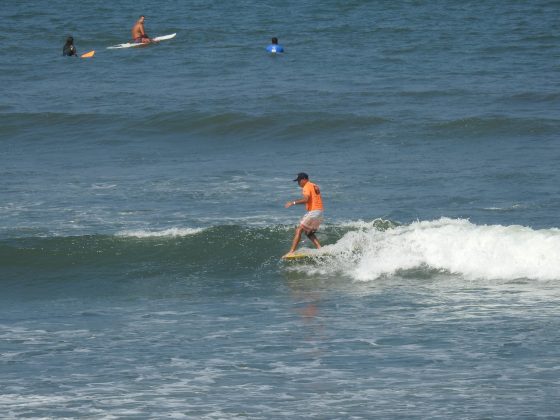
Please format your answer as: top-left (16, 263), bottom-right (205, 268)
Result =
top-left (1, 0), bottom-right (559, 417)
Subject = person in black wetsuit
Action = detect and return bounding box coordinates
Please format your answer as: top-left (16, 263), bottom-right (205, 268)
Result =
top-left (63, 36), bottom-right (77, 56)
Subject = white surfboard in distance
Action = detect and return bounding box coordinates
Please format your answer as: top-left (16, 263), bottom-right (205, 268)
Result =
top-left (107, 33), bottom-right (176, 49)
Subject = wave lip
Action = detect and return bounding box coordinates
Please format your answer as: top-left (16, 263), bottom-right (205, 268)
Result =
top-left (115, 227), bottom-right (205, 238)
top-left (3, 220), bottom-right (559, 282)
top-left (316, 218), bottom-right (560, 281)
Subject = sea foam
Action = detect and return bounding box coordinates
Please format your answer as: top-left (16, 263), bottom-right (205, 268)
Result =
top-left (115, 227), bottom-right (205, 238)
top-left (319, 218), bottom-right (560, 281)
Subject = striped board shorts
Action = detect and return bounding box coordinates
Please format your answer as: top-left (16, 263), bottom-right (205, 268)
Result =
top-left (300, 210), bottom-right (324, 233)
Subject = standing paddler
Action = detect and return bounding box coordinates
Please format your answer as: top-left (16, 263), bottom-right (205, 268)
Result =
top-left (283, 173), bottom-right (324, 257)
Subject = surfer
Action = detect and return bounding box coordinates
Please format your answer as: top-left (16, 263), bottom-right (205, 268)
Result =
top-left (266, 37), bottom-right (284, 53)
top-left (131, 15), bottom-right (151, 43)
top-left (62, 36), bottom-right (77, 56)
top-left (284, 173), bottom-right (324, 257)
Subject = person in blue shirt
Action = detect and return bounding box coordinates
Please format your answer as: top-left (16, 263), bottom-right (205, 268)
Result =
top-left (266, 37), bottom-right (284, 54)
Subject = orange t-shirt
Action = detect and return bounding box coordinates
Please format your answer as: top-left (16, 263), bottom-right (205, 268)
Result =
top-left (302, 181), bottom-right (323, 211)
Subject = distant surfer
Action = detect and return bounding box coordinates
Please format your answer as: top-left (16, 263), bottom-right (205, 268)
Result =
top-left (131, 15), bottom-right (151, 43)
top-left (266, 37), bottom-right (284, 54)
top-left (62, 36), bottom-right (77, 56)
top-left (284, 173), bottom-right (324, 257)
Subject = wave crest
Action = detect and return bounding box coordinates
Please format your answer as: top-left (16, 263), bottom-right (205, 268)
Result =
top-left (2, 220), bottom-right (559, 282)
top-left (115, 228), bottom-right (205, 238)
top-left (304, 218), bottom-right (560, 281)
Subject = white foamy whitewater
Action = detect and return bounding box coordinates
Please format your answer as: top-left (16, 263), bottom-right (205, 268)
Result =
top-left (300, 218), bottom-right (560, 281)
top-left (116, 227), bottom-right (205, 238)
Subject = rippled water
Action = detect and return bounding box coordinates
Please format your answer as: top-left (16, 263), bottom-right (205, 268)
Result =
top-left (1, 0), bottom-right (559, 417)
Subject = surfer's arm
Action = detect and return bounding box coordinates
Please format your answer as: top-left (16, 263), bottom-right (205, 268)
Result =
top-left (140, 24), bottom-right (150, 39)
top-left (284, 194), bottom-right (310, 208)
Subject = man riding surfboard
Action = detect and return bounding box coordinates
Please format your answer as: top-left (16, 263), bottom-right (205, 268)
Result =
top-left (284, 173), bottom-right (324, 258)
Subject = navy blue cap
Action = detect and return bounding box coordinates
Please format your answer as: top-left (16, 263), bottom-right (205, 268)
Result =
top-left (293, 172), bottom-right (309, 182)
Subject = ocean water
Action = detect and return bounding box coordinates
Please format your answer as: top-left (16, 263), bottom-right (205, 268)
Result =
top-left (1, 0), bottom-right (560, 418)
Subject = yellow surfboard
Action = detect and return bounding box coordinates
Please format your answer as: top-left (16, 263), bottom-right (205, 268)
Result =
top-left (81, 50), bottom-right (95, 58)
top-left (282, 252), bottom-right (312, 261)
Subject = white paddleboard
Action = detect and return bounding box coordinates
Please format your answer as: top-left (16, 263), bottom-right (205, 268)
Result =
top-left (107, 33), bottom-right (176, 50)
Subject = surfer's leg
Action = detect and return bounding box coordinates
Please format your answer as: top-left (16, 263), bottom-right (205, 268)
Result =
top-left (289, 226), bottom-right (304, 253)
top-left (306, 232), bottom-right (321, 249)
